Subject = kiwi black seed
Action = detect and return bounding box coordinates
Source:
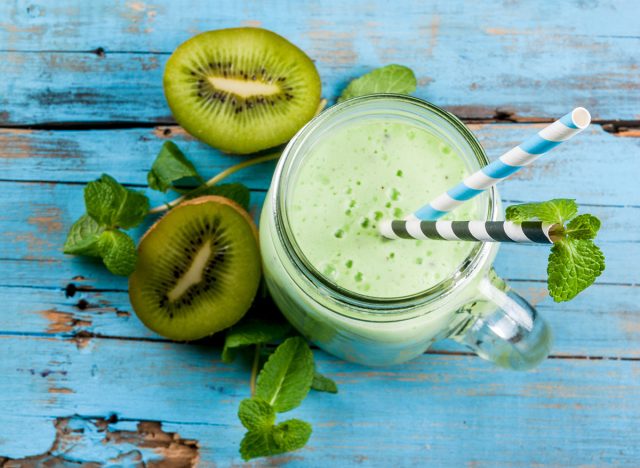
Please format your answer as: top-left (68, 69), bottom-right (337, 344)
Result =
top-left (163, 27), bottom-right (321, 154)
top-left (129, 196), bottom-right (261, 341)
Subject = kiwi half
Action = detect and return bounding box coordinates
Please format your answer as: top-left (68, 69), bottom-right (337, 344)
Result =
top-left (163, 28), bottom-right (321, 154)
top-left (129, 196), bottom-right (261, 341)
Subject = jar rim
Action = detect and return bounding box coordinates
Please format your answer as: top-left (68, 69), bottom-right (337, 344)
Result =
top-left (270, 94), bottom-right (497, 320)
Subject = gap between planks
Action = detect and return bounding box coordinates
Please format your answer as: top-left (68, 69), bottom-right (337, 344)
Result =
top-left (2, 330), bottom-right (640, 362)
top-left (2, 120), bottom-right (640, 132)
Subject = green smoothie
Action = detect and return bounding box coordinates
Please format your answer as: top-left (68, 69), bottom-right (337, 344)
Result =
top-left (287, 119), bottom-right (481, 298)
top-left (260, 97), bottom-right (547, 368)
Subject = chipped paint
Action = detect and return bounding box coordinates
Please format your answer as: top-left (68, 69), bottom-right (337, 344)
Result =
top-left (48, 387), bottom-right (74, 394)
top-left (615, 128), bottom-right (640, 138)
top-left (40, 309), bottom-right (92, 334)
top-left (28, 207), bottom-right (62, 233)
top-left (2, 416), bottom-right (199, 466)
top-left (122, 1), bottom-right (161, 35)
top-left (0, 129), bottom-right (35, 159)
top-left (129, 1), bottom-right (147, 11)
top-left (423, 15), bottom-right (440, 57)
top-left (485, 27), bottom-right (521, 35)
top-left (307, 20), bottom-right (357, 65)
top-left (241, 19), bottom-right (263, 27)
top-left (153, 126), bottom-right (191, 139)
top-left (133, 55), bottom-right (159, 71)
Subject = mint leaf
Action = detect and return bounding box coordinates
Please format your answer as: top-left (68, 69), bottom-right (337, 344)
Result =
top-left (97, 230), bottom-right (137, 276)
top-left (240, 419), bottom-right (312, 461)
top-left (311, 372), bottom-right (338, 394)
top-left (271, 419), bottom-right (312, 452)
top-left (195, 183), bottom-right (251, 211)
top-left (547, 239), bottom-right (605, 302)
top-left (238, 398), bottom-right (276, 431)
top-left (85, 174), bottom-right (149, 229)
top-left (565, 214), bottom-right (601, 240)
top-left (63, 214), bottom-right (105, 256)
top-left (148, 141), bottom-right (204, 193)
top-left (222, 319), bottom-right (291, 363)
top-left (505, 199), bottom-right (577, 224)
top-left (506, 199), bottom-right (605, 302)
top-left (338, 64), bottom-right (417, 102)
top-left (255, 337), bottom-right (314, 413)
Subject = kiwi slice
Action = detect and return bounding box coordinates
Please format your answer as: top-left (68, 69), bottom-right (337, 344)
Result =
top-left (163, 27), bottom-right (321, 154)
top-left (129, 196), bottom-right (261, 341)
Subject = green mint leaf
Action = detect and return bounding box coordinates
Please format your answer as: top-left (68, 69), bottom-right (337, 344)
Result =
top-left (239, 429), bottom-right (274, 461)
top-left (311, 372), bottom-right (338, 394)
top-left (547, 238), bottom-right (605, 302)
top-left (222, 319), bottom-right (292, 363)
top-left (238, 398), bottom-right (276, 431)
top-left (196, 183), bottom-right (251, 211)
top-left (240, 419), bottom-right (312, 461)
top-left (97, 230), bottom-right (137, 276)
top-left (84, 174), bottom-right (149, 229)
top-left (565, 214), bottom-right (601, 240)
top-left (63, 214), bottom-right (105, 256)
top-left (255, 337), bottom-right (314, 413)
top-left (148, 141), bottom-right (204, 193)
top-left (505, 198), bottom-right (577, 224)
top-left (338, 64), bottom-right (417, 102)
top-left (271, 419), bottom-right (312, 452)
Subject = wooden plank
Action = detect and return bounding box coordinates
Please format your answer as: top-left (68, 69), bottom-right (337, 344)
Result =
top-left (1, 281), bottom-right (638, 359)
top-left (1, 124), bottom-right (638, 206)
top-left (0, 286), bottom-right (159, 341)
top-left (0, 0), bottom-right (638, 123)
top-left (0, 180), bottom-right (635, 282)
top-left (1, 335), bottom-right (639, 465)
top-left (0, 126), bottom-right (279, 190)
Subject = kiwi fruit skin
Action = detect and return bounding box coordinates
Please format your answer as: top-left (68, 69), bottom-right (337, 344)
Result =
top-left (129, 196), bottom-right (261, 341)
top-left (163, 28), bottom-right (322, 154)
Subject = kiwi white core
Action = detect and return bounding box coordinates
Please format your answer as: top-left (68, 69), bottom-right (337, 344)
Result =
top-left (167, 241), bottom-right (212, 302)
top-left (206, 76), bottom-right (280, 98)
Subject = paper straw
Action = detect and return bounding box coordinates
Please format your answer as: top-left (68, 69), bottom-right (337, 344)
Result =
top-left (379, 220), bottom-right (559, 244)
top-left (407, 107), bottom-right (591, 222)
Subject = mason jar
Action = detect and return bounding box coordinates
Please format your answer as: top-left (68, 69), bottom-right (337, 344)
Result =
top-left (259, 95), bottom-right (552, 369)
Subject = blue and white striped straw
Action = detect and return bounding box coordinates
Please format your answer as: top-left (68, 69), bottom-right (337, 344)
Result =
top-left (406, 107), bottom-right (591, 222)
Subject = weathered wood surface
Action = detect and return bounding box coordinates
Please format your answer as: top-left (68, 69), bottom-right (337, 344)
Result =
top-left (0, 1), bottom-right (638, 124)
top-left (2, 338), bottom-right (640, 466)
top-left (0, 0), bottom-right (639, 466)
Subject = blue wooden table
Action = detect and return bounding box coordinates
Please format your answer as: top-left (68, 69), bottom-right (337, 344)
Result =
top-left (1, 1), bottom-right (639, 466)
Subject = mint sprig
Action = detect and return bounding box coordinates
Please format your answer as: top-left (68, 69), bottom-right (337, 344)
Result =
top-left (64, 175), bottom-right (149, 276)
top-left (97, 230), bottom-right (138, 276)
top-left (338, 64), bottom-right (417, 102)
top-left (185, 182), bottom-right (251, 210)
top-left (505, 198), bottom-right (578, 226)
top-left (255, 336), bottom-right (314, 412)
top-left (147, 141), bottom-right (204, 193)
top-left (239, 410), bottom-right (311, 461)
top-left (63, 214), bottom-right (105, 257)
top-left (85, 174), bottom-right (149, 229)
top-left (506, 199), bottom-right (605, 302)
top-left (222, 318), bottom-right (291, 363)
top-left (148, 141), bottom-right (251, 209)
top-left (236, 336), bottom-right (336, 461)
top-left (311, 372), bottom-right (338, 394)
top-left (64, 142), bottom-right (255, 276)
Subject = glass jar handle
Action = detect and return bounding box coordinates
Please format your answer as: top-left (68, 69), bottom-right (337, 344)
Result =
top-left (456, 274), bottom-right (553, 370)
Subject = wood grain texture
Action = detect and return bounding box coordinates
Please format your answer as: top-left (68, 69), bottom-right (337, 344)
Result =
top-left (0, 0), bottom-right (638, 123)
top-left (1, 124), bottom-right (638, 206)
top-left (2, 281), bottom-right (639, 359)
top-left (1, 0), bottom-right (639, 465)
top-left (0, 176), bottom-right (636, 285)
top-left (1, 336), bottom-right (640, 466)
